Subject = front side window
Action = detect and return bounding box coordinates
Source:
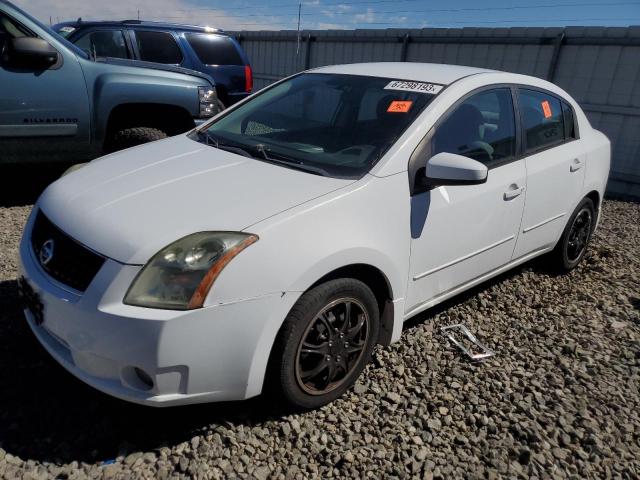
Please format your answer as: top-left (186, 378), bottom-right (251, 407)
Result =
top-left (194, 73), bottom-right (438, 178)
top-left (519, 89), bottom-right (564, 152)
top-left (432, 88), bottom-right (516, 165)
top-left (75, 30), bottom-right (129, 59)
top-left (135, 30), bottom-right (182, 64)
top-left (186, 33), bottom-right (243, 66)
top-left (0, 12), bottom-right (32, 40)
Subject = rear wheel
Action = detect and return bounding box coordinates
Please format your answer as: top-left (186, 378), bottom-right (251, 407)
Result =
top-left (107, 127), bottom-right (167, 152)
top-left (549, 197), bottom-right (595, 272)
top-left (270, 278), bottom-right (379, 410)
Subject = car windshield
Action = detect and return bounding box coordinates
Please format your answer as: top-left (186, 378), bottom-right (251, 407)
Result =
top-left (193, 73), bottom-right (439, 178)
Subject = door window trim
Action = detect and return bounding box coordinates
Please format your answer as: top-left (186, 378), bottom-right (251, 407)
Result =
top-left (515, 85), bottom-right (580, 157)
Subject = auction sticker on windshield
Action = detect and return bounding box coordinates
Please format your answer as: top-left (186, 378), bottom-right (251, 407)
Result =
top-left (384, 80), bottom-right (444, 94)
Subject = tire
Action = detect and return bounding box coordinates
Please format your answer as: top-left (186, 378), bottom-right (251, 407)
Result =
top-left (269, 278), bottom-right (379, 410)
top-left (549, 197), bottom-right (596, 273)
top-left (108, 127), bottom-right (167, 153)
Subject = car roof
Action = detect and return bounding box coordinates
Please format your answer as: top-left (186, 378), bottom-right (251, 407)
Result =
top-left (311, 62), bottom-right (497, 85)
top-left (54, 20), bottom-right (225, 35)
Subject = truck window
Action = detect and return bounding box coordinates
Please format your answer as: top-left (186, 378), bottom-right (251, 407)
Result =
top-left (186, 33), bottom-right (243, 66)
top-left (75, 30), bottom-right (130, 59)
top-left (0, 12), bottom-right (32, 39)
top-left (135, 30), bottom-right (183, 64)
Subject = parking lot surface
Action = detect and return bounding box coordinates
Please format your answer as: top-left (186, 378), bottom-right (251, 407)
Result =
top-left (0, 200), bottom-right (638, 479)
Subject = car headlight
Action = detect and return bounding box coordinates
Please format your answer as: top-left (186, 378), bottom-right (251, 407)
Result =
top-left (124, 232), bottom-right (258, 310)
top-left (198, 86), bottom-right (218, 118)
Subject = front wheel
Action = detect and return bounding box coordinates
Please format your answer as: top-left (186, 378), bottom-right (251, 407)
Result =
top-left (269, 278), bottom-right (379, 410)
top-left (107, 127), bottom-right (168, 153)
top-left (549, 197), bottom-right (596, 272)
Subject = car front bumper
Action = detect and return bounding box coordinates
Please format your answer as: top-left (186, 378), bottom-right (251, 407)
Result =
top-left (18, 221), bottom-right (296, 407)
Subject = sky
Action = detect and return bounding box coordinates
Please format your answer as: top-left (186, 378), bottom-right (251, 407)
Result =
top-left (13, 0), bottom-right (640, 31)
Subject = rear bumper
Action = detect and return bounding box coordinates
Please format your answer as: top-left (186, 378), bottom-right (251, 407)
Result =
top-left (18, 219), bottom-right (296, 406)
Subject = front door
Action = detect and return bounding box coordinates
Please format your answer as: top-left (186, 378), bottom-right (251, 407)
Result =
top-left (406, 87), bottom-right (526, 314)
top-left (0, 10), bottom-right (90, 164)
top-left (512, 88), bottom-right (586, 259)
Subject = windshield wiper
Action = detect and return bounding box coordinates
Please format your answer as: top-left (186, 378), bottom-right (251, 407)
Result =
top-left (254, 144), bottom-right (330, 176)
top-left (197, 131), bottom-right (254, 159)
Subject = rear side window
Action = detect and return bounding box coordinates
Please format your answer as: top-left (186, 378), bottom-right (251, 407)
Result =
top-left (135, 30), bottom-right (182, 64)
top-left (518, 89), bottom-right (564, 152)
top-left (75, 30), bottom-right (129, 59)
top-left (432, 88), bottom-right (516, 165)
top-left (186, 33), bottom-right (243, 66)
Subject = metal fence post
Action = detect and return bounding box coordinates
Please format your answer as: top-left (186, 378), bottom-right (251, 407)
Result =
top-left (547, 31), bottom-right (566, 82)
top-left (304, 33), bottom-right (312, 70)
top-left (400, 33), bottom-right (410, 62)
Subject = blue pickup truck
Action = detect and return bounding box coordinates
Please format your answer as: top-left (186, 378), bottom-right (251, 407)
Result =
top-left (0, 0), bottom-right (220, 164)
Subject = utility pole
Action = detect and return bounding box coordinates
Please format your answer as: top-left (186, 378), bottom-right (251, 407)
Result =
top-left (137, 9), bottom-right (140, 20)
top-left (296, 3), bottom-right (302, 56)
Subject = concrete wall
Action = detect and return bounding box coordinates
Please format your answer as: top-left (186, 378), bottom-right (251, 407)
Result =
top-left (233, 27), bottom-right (640, 199)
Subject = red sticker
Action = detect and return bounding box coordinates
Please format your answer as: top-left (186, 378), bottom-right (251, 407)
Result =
top-left (541, 100), bottom-right (552, 119)
top-left (387, 100), bottom-right (413, 113)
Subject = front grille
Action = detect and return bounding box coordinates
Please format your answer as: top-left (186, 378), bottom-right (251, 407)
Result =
top-left (30, 211), bottom-right (106, 292)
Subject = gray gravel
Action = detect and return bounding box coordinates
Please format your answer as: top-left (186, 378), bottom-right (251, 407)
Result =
top-left (0, 200), bottom-right (638, 479)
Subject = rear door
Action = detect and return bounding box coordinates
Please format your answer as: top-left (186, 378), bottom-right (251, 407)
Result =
top-left (0, 10), bottom-right (90, 163)
top-left (405, 87), bottom-right (526, 313)
top-left (130, 29), bottom-right (186, 67)
top-left (73, 28), bottom-right (132, 59)
top-left (511, 88), bottom-right (585, 259)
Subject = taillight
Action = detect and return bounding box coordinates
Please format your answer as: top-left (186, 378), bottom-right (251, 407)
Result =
top-left (244, 65), bottom-right (253, 93)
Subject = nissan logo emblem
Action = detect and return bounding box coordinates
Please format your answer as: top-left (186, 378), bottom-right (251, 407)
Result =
top-left (39, 239), bottom-right (55, 266)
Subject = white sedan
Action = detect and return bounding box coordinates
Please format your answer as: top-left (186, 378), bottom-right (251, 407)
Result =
top-left (18, 62), bottom-right (610, 409)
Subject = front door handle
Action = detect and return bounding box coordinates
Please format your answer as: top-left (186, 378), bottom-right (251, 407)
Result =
top-left (570, 158), bottom-right (583, 172)
top-left (504, 185), bottom-right (525, 200)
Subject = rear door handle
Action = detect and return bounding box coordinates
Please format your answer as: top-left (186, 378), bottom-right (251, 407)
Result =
top-left (570, 158), bottom-right (583, 172)
top-left (504, 185), bottom-right (525, 200)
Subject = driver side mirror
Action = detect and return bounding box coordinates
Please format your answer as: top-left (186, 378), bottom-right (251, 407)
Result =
top-left (3, 37), bottom-right (59, 69)
top-left (425, 152), bottom-right (488, 186)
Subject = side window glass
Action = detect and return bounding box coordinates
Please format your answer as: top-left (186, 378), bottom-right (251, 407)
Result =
top-left (75, 30), bottom-right (129, 59)
top-left (135, 31), bottom-right (182, 64)
top-left (518, 89), bottom-right (564, 152)
top-left (562, 101), bottom-right (576, 140)
top-left (186, 34), bottom-right (243, 66)
top-left (432, 88), bottom-right (516, 165)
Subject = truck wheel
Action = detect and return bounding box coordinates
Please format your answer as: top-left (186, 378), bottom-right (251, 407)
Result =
top-left (108, 127), bottom-right (167, 152)
top-left (269, 278), bottom-right (379, 410)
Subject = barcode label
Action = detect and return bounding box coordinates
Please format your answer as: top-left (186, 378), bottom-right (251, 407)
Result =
top-left (384, 80), bottom-right (444, 94)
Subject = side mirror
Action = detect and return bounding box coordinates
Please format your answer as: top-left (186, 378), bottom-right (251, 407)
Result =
top-left (425, 152), bottom-right (488, 186)
top-left (4, 37), bottom-right (59, 68)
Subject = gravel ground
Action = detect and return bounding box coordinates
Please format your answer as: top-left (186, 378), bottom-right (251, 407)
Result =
top-left (0, 200), bottom-right (638, 479)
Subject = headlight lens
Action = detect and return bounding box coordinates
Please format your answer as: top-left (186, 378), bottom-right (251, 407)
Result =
top-left (198, 86), bottom-right (218, 118)
top-left (124, 232), bottom-right (257, 310)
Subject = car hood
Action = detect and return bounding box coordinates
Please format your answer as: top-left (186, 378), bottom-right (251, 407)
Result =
top-left (38, 135), bottom-right (354, 264)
